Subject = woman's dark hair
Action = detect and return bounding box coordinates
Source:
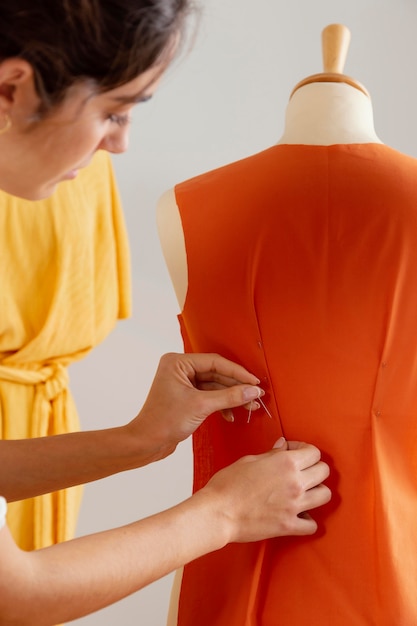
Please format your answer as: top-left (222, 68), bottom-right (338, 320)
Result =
top-left (0, 0), bottom-right (192, 112)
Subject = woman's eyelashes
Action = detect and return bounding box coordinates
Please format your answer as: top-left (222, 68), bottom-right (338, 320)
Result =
top-left (108, 113), bottom-right (132, 126)
top-left (106, 94), bottom-right (153, 125)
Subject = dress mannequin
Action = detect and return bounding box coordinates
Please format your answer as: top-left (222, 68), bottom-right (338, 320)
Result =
top-left (158, 24), bottom-right (417, 626)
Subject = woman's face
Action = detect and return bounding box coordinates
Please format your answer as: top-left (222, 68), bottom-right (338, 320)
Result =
top-left (0, 63), bottom-right (164, 200)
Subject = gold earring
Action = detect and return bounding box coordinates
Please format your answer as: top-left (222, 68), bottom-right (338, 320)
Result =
top-left (0, 114), bottom-right (11, 135)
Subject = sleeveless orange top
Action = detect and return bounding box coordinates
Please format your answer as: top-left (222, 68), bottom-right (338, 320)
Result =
top-left (174, 144), bottom-right (417, 626)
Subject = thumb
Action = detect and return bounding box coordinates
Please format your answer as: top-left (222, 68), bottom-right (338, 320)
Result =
top-left (273, 436), bottom-right (288, 450)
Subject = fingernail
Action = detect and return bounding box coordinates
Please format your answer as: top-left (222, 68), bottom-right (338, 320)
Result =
top-left (243, 386), bottom-right (262, 401)
top-left (273, 437), bottom-right (286, 449)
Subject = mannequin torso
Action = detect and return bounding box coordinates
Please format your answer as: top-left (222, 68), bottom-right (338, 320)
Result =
top-left (157, 80), bottom-right (382, 311)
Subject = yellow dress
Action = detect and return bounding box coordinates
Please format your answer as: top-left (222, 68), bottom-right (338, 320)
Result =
top-left (0, 150), bottom-right (131, 550)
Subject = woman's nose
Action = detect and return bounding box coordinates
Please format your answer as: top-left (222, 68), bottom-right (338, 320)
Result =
top-left (100, 126), bottom-right (130, 154)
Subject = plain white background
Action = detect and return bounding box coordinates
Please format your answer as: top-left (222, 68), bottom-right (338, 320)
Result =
top-left (70, 0), bottom-right (417, 623)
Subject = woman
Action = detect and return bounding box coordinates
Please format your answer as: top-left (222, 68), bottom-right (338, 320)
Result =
top-left (0, 0), bottom-right (190, 552)
top-left (0, 1), bottom-right (331, 623)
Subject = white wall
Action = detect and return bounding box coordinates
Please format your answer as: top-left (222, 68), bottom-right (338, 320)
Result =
top-left (70, 0), bottom-right (417, 623)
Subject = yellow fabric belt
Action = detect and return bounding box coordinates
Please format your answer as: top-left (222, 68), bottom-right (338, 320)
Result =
top-left (0, 362), bottom-right (69, 437)
top-left (0, 362), bottom-right (81, 550)
top-left (0, 362), bottom-right (68, 388)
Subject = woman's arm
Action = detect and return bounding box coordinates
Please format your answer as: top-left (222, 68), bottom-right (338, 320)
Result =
top-left (0, 353), bottom-right (262, 501)
top-left (0, 442), bottom-right (331, 625)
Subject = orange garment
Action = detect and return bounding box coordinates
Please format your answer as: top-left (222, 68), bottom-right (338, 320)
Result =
top-left (174, 144), bottom-right (417, 626)
top-left (0, 150), bottom-right (131, 550)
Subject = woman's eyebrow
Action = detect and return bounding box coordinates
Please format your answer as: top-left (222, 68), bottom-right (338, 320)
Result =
top-left (110, 93), bottom-right (153, 104)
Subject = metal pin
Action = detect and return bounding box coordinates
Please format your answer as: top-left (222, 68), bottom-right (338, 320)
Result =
top-left (247, 394), bottom-right (272, 423)
top-left (247, 405), bottom-right (253, 423)
top-left (258, 396), bottom-right (273, 418)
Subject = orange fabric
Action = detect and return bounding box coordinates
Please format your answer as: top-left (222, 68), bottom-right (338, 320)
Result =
top-left (174, 144), bottom-right (417, 626)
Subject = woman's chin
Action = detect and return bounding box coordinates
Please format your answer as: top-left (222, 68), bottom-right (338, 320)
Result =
top-left (61, 169), bottom-right (79, 181)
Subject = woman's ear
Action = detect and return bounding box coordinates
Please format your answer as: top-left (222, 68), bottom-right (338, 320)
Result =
top-left (0, 58), bottom-right (37, 116)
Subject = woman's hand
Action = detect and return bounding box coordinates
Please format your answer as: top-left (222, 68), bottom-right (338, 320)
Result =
top-left (0, 440), bottom-right (331, 626)
top-left (0, 352), bottom-right (263, 501)
top-left (200, 439), bottom-right (332, 541)
top-left (127, 352), bottom-right (263, 462)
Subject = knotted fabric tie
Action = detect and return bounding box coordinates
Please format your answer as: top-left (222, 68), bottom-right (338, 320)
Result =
top-left (0, 362), bottom-right (80, 549)
top-left (0, 362), bottom-right (69, 437)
